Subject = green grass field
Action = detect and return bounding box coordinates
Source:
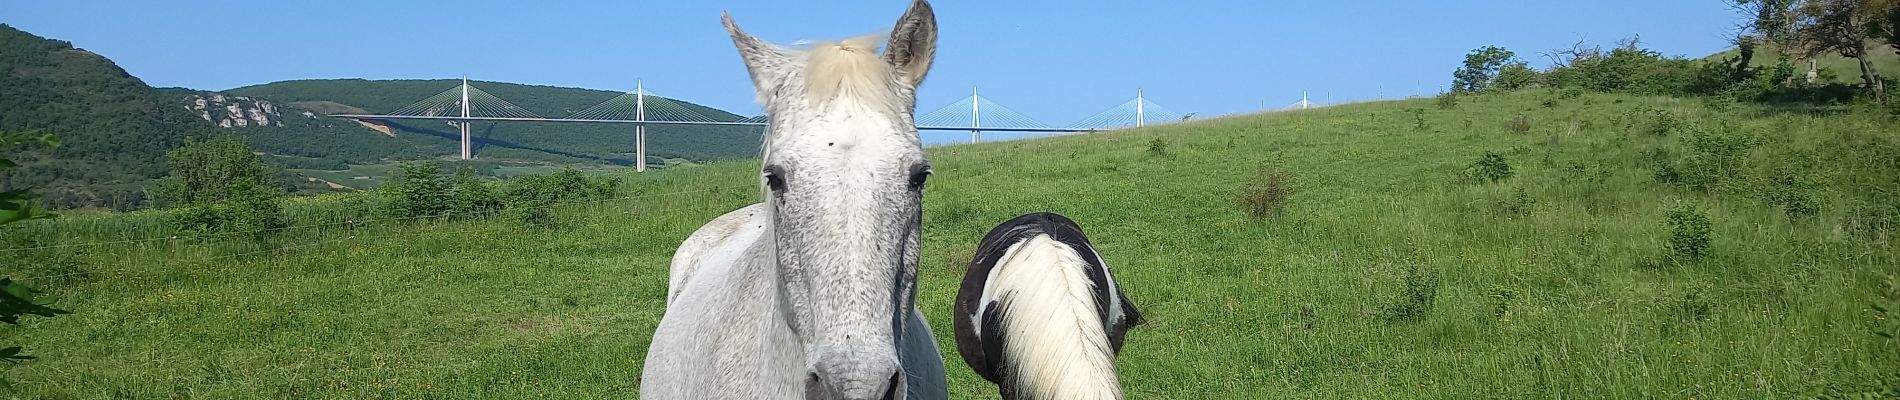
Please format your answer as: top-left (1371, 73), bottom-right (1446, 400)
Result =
top-left (3, 91), bottom-right (1898, 398)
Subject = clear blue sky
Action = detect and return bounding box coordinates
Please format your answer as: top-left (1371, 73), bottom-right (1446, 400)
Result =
top-left (3, 0), bottom-right (1740, 125)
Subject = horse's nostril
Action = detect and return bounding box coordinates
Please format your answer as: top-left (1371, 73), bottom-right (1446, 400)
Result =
top-left (880, 370), bottom-right (903, 400)
top-left (806, 372), bottom-right (824, 399)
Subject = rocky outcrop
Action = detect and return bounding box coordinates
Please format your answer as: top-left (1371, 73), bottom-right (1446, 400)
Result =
top-left (185, 92), bottom-right (297, 128)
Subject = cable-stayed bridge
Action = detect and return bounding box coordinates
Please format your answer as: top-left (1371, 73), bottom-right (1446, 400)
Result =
top-left (331, 78), bottom-right (1198, 171)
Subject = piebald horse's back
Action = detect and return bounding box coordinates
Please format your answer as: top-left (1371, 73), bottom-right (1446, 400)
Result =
top-left (953, 212), bottom-right (1141, 400)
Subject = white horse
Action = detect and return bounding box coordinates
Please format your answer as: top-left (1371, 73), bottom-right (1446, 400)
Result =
top-left (952, 212), bottom-right (1143, 400)
top-left (640, 1), bottom-right (946, 399)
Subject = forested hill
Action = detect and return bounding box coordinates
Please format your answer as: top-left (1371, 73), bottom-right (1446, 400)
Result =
top-left (225, 79), bottom-right (763, 164)
top-left (227, 79), bottom-right (743, 121)
top-left (0, 24), bottom-right (212, 208)
top-left (0, 24), bottom-right (763, 209)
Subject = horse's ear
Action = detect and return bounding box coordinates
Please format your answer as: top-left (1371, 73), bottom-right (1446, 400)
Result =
top-left (723, 12), bottom-right (796, 103)
top-left (882, 0), bottom-right (937, 90)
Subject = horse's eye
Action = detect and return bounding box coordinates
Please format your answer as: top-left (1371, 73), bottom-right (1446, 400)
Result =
top-left (764, 165), bottom-right (788, 192)
top-left (907, 163), bottom-right (931, 190)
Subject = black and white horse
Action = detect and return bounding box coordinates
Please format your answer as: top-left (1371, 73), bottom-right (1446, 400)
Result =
top-left (953, 212), bottom-right (1142, 400)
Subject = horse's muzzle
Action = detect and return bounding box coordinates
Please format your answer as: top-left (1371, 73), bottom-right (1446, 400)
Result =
top-left (806, 369), bottom-right (903, 400)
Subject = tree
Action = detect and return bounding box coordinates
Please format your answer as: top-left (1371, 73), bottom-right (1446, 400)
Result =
top-left (1453, 46), bottom-right (1520, 93)
top-left (385, 161), bottom-right (452, 218)
top-left (1794, 0), bottom-right (1888, 102)
top-left (1737, 0), bottom-right (1802, 50)
top-left (1873, 0), bottom-right (1900, 57)
top-left (152, 135), bottom-right (285, 236)
top-left (152, 135), bottom-right (280, 207)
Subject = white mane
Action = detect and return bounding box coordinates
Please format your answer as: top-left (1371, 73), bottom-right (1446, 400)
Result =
top-left (753, 34), bottom-right (911, 174)
top-left (801, 35), bottom-right (900, 111)
top-left (987, 234), bottom-right (1125, 400)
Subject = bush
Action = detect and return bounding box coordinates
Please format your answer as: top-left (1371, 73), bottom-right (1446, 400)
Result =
top-left (226, 178), bottom-right (286, 237)
top-left (1543, 40), bottom-right (1701, 95)
top-left (1645, 147), bottom-right (1683, 184)
top-left (384, 161), bottom-right (453, 218)
top-left (1146, 138), bottom-right (1169, 158)
top-left (1487, 285), bottom-right (1520, 318)
top-left (501, 168), bottom-right (621, 227)
top-left (1506, 113), bottom-right (1532, 135)
top-left (1434, 91), bottom-right (1460, 109)
top-left (1677, 126), bottom-right (1757, 192)
top-left (1765, 165), bottom-right (1818, 217)
top-left (448, 168), bottom-right (502, 216)
top-left (1465, 152), bottom-right (1514, 183)
top-left (1631, 106), bottom-right (1682, 137)
top-left (1495, 62), bottom-right (1538, 91)
top-left (1384, 264), bottom-right (1441, 321)
top-left (168, 178), bottom-right (286, 240)
top-left (1237, 161), bottom-right (1297, 220)
top-left (1666, 204), bottom-right (1713, 261)
top-left (1498, 186), bottom-right (1536, 217)
top-left (152, 135), bottom-right (282, 208)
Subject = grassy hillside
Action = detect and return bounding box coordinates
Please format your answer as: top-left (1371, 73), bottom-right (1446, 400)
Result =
top-left (227, 79), bottom-right (763, 164)
top-left (2, 91), bottom-right (1897, 398)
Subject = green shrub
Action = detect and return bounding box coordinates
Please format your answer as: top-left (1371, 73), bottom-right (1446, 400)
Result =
top-left (1486, 285), bottom-right (1520, 318)
top-left (1543, 40), bottom-right (1702, 95)
top-left (1677, 126), bottom-right (1757, 192)
top-left (1632, 106), bottom-right (1682, 137)
top-left (384, 161), bottom-right (453, 218)
top-left (1642, 147), bottom-right (1682, 184)
top-left (152, 135), bottom-right (282, 208)
top-left (1765, 165), bottom-right (1818, 217)
top-left (1506, 113), bottom-right (1532, 135)
top-left (1666, 204), bottom-right (1713, 261)
top-left (1384, 264), bottom-right (1441, 321)
top-left (1146, 138), bottom-right (1169, 158)
top-left (1435, 91), bottom-right (1460, 109)
top-left (1466, 152), bottom-right (1515, 183)
top-left (1236, 161), bottom-right (1297, 220)
top-left (448, 168), bottom-right (502, 217)
top-left (1495, 62), bottom-right (1538, 91)
top-left (146, 135), bottom-right (288, 240)
top-left (167, 178), bottom-right (285, 240)
top-left (501, 168), bottom-right (620, 227)
top-left (1498, 186), bottom-right (1536, 217)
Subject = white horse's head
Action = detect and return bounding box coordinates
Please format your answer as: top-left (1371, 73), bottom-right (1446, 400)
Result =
top-left (722, 1), bottom-right (936, 399)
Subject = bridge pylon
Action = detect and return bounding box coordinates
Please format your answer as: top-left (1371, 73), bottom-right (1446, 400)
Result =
top-left (460, 76), bottom-right (472, 160)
